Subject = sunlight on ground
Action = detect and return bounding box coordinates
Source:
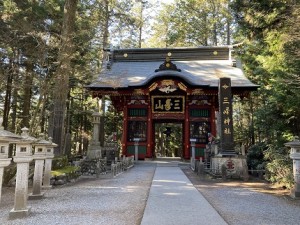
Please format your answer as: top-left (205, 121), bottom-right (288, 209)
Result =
top-left (154, 179), bottom-right (187, 184)
top-left (164, 192), bottom-right (181, 196)
top-left (196, 181), bottom-right (290, 196)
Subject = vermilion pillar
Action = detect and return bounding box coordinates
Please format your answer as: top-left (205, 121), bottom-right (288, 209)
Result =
top-left (122, 104), bottom-right (128, 156)
top-left (211, 106), bottom-right (217, 137)
top-left (184, 97), bottom-right (190, 159)
top-left (146, 103), bottom-right (152, 158)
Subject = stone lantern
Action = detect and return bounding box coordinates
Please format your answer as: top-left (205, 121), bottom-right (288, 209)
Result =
top-left (9, 127), bottom-right (36, 219)
top-left (29, 135), bottom-right (49, 200)
top-left (87, 111), bottom-right (101, 159)
top-left (0, 118), bottom-right (22, 203)
top-left (285, 136), bottom-right (300, 198)
top-left (42, 137), bottom-right (57, 189)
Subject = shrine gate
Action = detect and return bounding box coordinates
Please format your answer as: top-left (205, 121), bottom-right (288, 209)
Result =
top-left (87, 46), bottom-right (257, 160)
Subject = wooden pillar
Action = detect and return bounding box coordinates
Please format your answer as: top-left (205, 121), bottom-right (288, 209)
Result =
top-left (211, 106), bottom-right (217, 137)
top-left (122, 100), bottom-right (128, 156)
top-left (184, 96), bottom-right (190, 159)
top-left (146, 102), bottom-right (152, 158)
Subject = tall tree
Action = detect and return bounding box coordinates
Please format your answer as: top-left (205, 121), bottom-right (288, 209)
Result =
top-left (231, 0), bottom-right (299, 187)
top-left (149, 0), bottom-right (232, 47)
top-left (49, 0), bottom-right (78, 155)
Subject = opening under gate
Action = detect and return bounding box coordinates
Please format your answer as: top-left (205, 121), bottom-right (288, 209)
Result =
top-left (154, 122), bottom-right (183, 158)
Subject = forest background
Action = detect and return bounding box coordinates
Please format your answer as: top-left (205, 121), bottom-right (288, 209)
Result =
top-left (0, 0), bottom-right (299, 188)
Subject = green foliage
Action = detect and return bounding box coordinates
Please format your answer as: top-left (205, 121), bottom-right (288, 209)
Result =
top-left (247, 143), bottom-right (266, 170)
top-left (232, 0), bottom-right (299, 189)
top-left (264, 144), bottom-right (293, 188)
top-left (150, 0), bottom-right (233, 47)
top-left (51, 165), bottom-right (80, 178)
top-left (52, 156), bottom-right (69, 170)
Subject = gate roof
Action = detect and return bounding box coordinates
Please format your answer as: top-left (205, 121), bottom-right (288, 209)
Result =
top-left (88, 46), bottom-right (258, 90)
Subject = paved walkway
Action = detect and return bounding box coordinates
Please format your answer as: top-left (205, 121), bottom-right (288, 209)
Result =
top-left (141, 165), bottom-right (228, 225)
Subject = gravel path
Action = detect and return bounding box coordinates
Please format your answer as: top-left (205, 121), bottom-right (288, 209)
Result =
top-left (1, 163), bottom-right (300, 225)
top-left (0, 164), bottom-right (155, 225)
top-left (182, 167), bottom-right (300, 225)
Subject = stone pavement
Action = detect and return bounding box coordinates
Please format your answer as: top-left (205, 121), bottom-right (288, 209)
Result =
top-left (141, 164), bottom-right (228, 225)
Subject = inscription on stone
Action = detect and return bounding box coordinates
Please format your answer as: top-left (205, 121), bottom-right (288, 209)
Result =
top-left (219, 78), bottom-right (235, 154)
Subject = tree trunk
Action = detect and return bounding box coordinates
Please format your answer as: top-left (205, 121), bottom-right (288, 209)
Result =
top-left (3, 69), bottom-right (13, 130)
top-left (226, 18), bottom-right (230, 45)
top-left (49, 0), bottom-right (78, 155)
top-left (21, 63), bottom-right (34, 129)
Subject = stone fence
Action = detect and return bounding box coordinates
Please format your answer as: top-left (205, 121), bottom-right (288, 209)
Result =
top-left (79, 158), bottom-right (107, 177)
top-left (111, 156), bottom-right (134, 178)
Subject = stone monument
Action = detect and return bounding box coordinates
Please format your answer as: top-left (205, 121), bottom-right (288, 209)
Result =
top-left (9, 127), bottom-right (36, 219)
top-left (211, 78), bottom-right (248, 179)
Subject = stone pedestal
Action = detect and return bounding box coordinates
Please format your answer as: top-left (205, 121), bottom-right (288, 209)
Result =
top-left (9, 157), bottom-right (33, 219)
top-left (134, 138), bottom-right (140, 162)
top-left (285, 137), bottom-right (300, 198)
top-left (43, 157), bottom-right (53, 189)
top-left (134, 143), bottom-right (138, 162)
top-left (42, 137), bottom-right (57, 189)
top-left (0, 158), bottom-right (11, 203)
top-left (87, 144), bottom-right (102, 159)
top-left (190, 139), bottom-right (196, 170)
top-left (29, 157), bottom-right (45, 200)
top-left (211, 155), bottom-right (248, 180)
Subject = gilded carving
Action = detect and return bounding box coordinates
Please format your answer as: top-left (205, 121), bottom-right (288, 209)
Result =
top-left (149, 82), bottom-right (158, 92)
top-left (161, 80), bottom-right (175, 86)
top-left (178, 82), bottom-right (187, 91)
top-left (133, 89), bottom-right (144, 95)
top-left (191, 89), bottom-right (204, 95)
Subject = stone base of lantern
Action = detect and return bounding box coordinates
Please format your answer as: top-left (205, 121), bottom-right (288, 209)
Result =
top-left (9, 207), bottom-right (31, 219)
top-left (290, 186), bottom-right (300, 198)
top-left (87, 143), bottom-right (102, 159)
top-left (28, 192), bottom-right (44, 200)
top-left (42, 185), bottom-right (52, 189)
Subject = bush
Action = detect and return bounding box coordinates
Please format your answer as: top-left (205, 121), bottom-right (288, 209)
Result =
top-left (264, 144), bottom-right (293, 189)
top-left (247, 143), bottom-right (267, 170)
top-left (52, 156), bottom-right (69, 170)
top-left (51, 166), bottom-right (81, 180)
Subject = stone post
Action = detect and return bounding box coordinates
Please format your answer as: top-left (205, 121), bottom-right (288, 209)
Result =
top-left (241, 145), bottom-right (246, 156)
top-left (190, 139), bottom-right (196, 160)
top-left (29, 135), bottom-right (50, 199)
top-left (134, 138), bottom-right (140, 162)
top-left (285, 136), bottom-right (300, 198)
top-left (190, 139), bottom-right (196, 170)
top-left (43, 137), bottom-right (57, 189)
top-left (9, 127), bottom-right (36, 219)
top-left (0, 119), bottom-right (22, 203)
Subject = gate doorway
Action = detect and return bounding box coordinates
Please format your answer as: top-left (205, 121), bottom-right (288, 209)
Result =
top-left (154, 121), bottom-right (183, 158)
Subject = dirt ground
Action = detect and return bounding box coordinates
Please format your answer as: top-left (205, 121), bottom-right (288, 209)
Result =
top-left (181, 167), bottom-right (297, 201)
